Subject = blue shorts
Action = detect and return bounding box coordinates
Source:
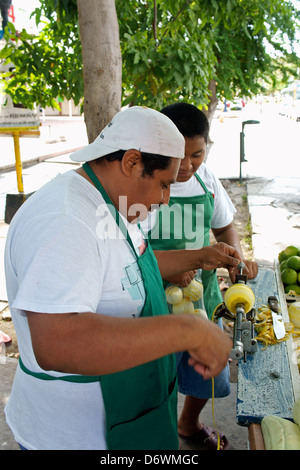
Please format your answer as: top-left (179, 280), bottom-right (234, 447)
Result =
top-left (176, 320), bottom-right (231, 399)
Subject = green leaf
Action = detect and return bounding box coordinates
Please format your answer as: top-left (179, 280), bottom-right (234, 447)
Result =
top-left (2, 0), bottom-right (299, 119)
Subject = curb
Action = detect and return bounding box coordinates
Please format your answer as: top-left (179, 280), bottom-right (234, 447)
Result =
top-left (0, 146), bottom-right (83, 174)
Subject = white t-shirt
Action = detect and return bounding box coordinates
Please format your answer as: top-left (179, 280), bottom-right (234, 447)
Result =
top-left (4, 170), bottom-right (146, 450)
top-left (141, 163), bottom-right (236, 236)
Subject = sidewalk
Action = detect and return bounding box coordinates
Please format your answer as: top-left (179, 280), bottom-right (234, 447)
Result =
top-left (208, 102), bottom-right (300, 265)
top-left (0, 107), bottom-right (299, 451)
top-left (0, 116), bottom-right (88, 173)
top-left (247, 176), bottom-right (300, 267)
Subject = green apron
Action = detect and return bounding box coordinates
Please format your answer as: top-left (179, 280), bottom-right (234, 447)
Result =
top-left (19, 162), bottom-right (178, 451)
top-left (148, 173), bottom-right (223, 319)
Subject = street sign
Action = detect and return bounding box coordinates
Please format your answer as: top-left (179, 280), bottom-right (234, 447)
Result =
top-left (0, 107), bottom-right (39, 129)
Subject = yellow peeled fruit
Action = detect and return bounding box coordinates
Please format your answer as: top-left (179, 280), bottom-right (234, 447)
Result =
top-left (165, 285), bottom-right (183, 305)
top-left (293, 396), bottom-right (300, 425)
top-left (223, 283), bottom-right (255, 314)
top-left (182, 279), bottom-right (203, 301)
top-left (288, 302), bottom-right (300, 329)
top-left (194, 309), bottom-right (208, 319)
top-left (172, 298), bottom-right (195, 315)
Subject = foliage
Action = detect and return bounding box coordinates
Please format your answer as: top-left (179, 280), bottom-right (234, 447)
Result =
top-left (213, 0), bottom-right (300, 98)
top-left (0, 0), bottom-right (299, 112)
top-left (0, 0), bottom-right (82, 110)
top-left (116, 0), bottom-right (300, 106)
top-left (116, 0), bottom-right (218, 108)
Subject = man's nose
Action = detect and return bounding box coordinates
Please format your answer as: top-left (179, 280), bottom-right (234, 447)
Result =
top-left (180, 155), bottom-right (192, 170)
top-left (161, 187), bottom-right (171, 205)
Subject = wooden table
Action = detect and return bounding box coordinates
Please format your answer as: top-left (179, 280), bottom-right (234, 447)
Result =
top-left (236, 265), bottom-right (300, 449)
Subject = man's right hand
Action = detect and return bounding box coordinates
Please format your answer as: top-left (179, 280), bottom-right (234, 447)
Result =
top-left (185, 315), bottom-right (232, 380)
top-left (197, 242), bottom-right (241, 273)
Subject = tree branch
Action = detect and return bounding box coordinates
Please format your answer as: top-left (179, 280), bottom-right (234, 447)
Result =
top-left (153, 0), bottom-right (157, 42)
top-left (160, 0), bottom-right (193, 42)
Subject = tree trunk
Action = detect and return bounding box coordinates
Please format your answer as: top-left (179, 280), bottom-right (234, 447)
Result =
top-left (203, 79), bottom-right (218, 128)
top-left (77, 0), bottom-right (122, 143)
top-left (202, 79), bottom-right (218, 161)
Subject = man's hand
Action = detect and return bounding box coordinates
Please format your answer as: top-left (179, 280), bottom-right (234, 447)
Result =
top-left (229, 259), bottom-right (258, 283)
top-left (154, 242), bottom-right (241, 281)
top-left (197, 242), bottom-right (241, 273)
top-left (186, 315), bottom-right (232, 379)
top-left (164, 270), bottom-right (198, 287)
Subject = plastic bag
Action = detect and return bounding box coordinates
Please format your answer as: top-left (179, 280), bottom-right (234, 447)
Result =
top-left (164, 270), bottom-right (208, 319)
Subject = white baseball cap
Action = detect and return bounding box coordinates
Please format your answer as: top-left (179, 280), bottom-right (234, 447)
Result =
top-left (70, 106), bottom-right (185, 162)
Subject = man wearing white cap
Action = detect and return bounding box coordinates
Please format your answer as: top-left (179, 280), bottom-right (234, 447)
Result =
top-left (4, 106), bottom-right (239, 450)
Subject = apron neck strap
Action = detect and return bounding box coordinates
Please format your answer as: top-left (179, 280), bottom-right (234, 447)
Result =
top-left (82, 162), bottom-right (137, 256)
top-left (195, 172), bottom-right (209, 193)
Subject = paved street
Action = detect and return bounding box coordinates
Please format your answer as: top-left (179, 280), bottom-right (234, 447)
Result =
top-left (209, 102), bottom-right (300, 265)
top-left (208, 101), bottom-right (300, 180)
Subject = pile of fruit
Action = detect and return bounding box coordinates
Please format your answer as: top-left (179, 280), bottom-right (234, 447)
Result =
top-left (164, 279), bottom-right (208, 319)
top-left (278, 245), bottom-right (300, 372)
top-left (278, 245), bottom-right (300, 295)
top-left (293, 336), bottom-right (300, 373)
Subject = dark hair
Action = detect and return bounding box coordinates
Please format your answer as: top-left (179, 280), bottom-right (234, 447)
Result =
top-left (160, 103), bottom-right (209, 143)
top-left (95, 150), bottom-right (171, 177)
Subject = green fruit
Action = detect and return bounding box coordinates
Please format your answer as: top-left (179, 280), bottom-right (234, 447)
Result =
top-left (280, 259), bottom-right (289, 272)
top-left (284, 245), bottom-right (300, 257)
top-left (281, 268), bottom-right (298, 285)
top-left (298, 272), bottom-right (300, 283)
top-left (287, 255), bottom-right (300, 272)
top-left (278, 250), bottom-right (289, 263)
top-left (284, 284), bottom-right (300, 295)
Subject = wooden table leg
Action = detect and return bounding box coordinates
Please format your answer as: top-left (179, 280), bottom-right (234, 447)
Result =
top-left (248, 423), bottom-right (265, 450)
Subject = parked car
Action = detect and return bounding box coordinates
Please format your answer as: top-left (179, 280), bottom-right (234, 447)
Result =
top-left (290, 100), bottom-right (300, 122)
top-left (279, 99), bottom-right (300, 121)
top-left (230, 97), bottom-right (244, 110)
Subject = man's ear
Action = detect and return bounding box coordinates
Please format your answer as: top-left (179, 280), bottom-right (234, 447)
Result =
top-left (121, 149), bottom-right (143, 176)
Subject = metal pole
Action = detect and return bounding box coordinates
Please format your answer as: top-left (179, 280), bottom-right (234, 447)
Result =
top-left (239, 131), bottom-right (245, 183)
top-left (12, 130), bottom-right (24, 193)
top-left (239, 120), bottom-right (260, 184)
